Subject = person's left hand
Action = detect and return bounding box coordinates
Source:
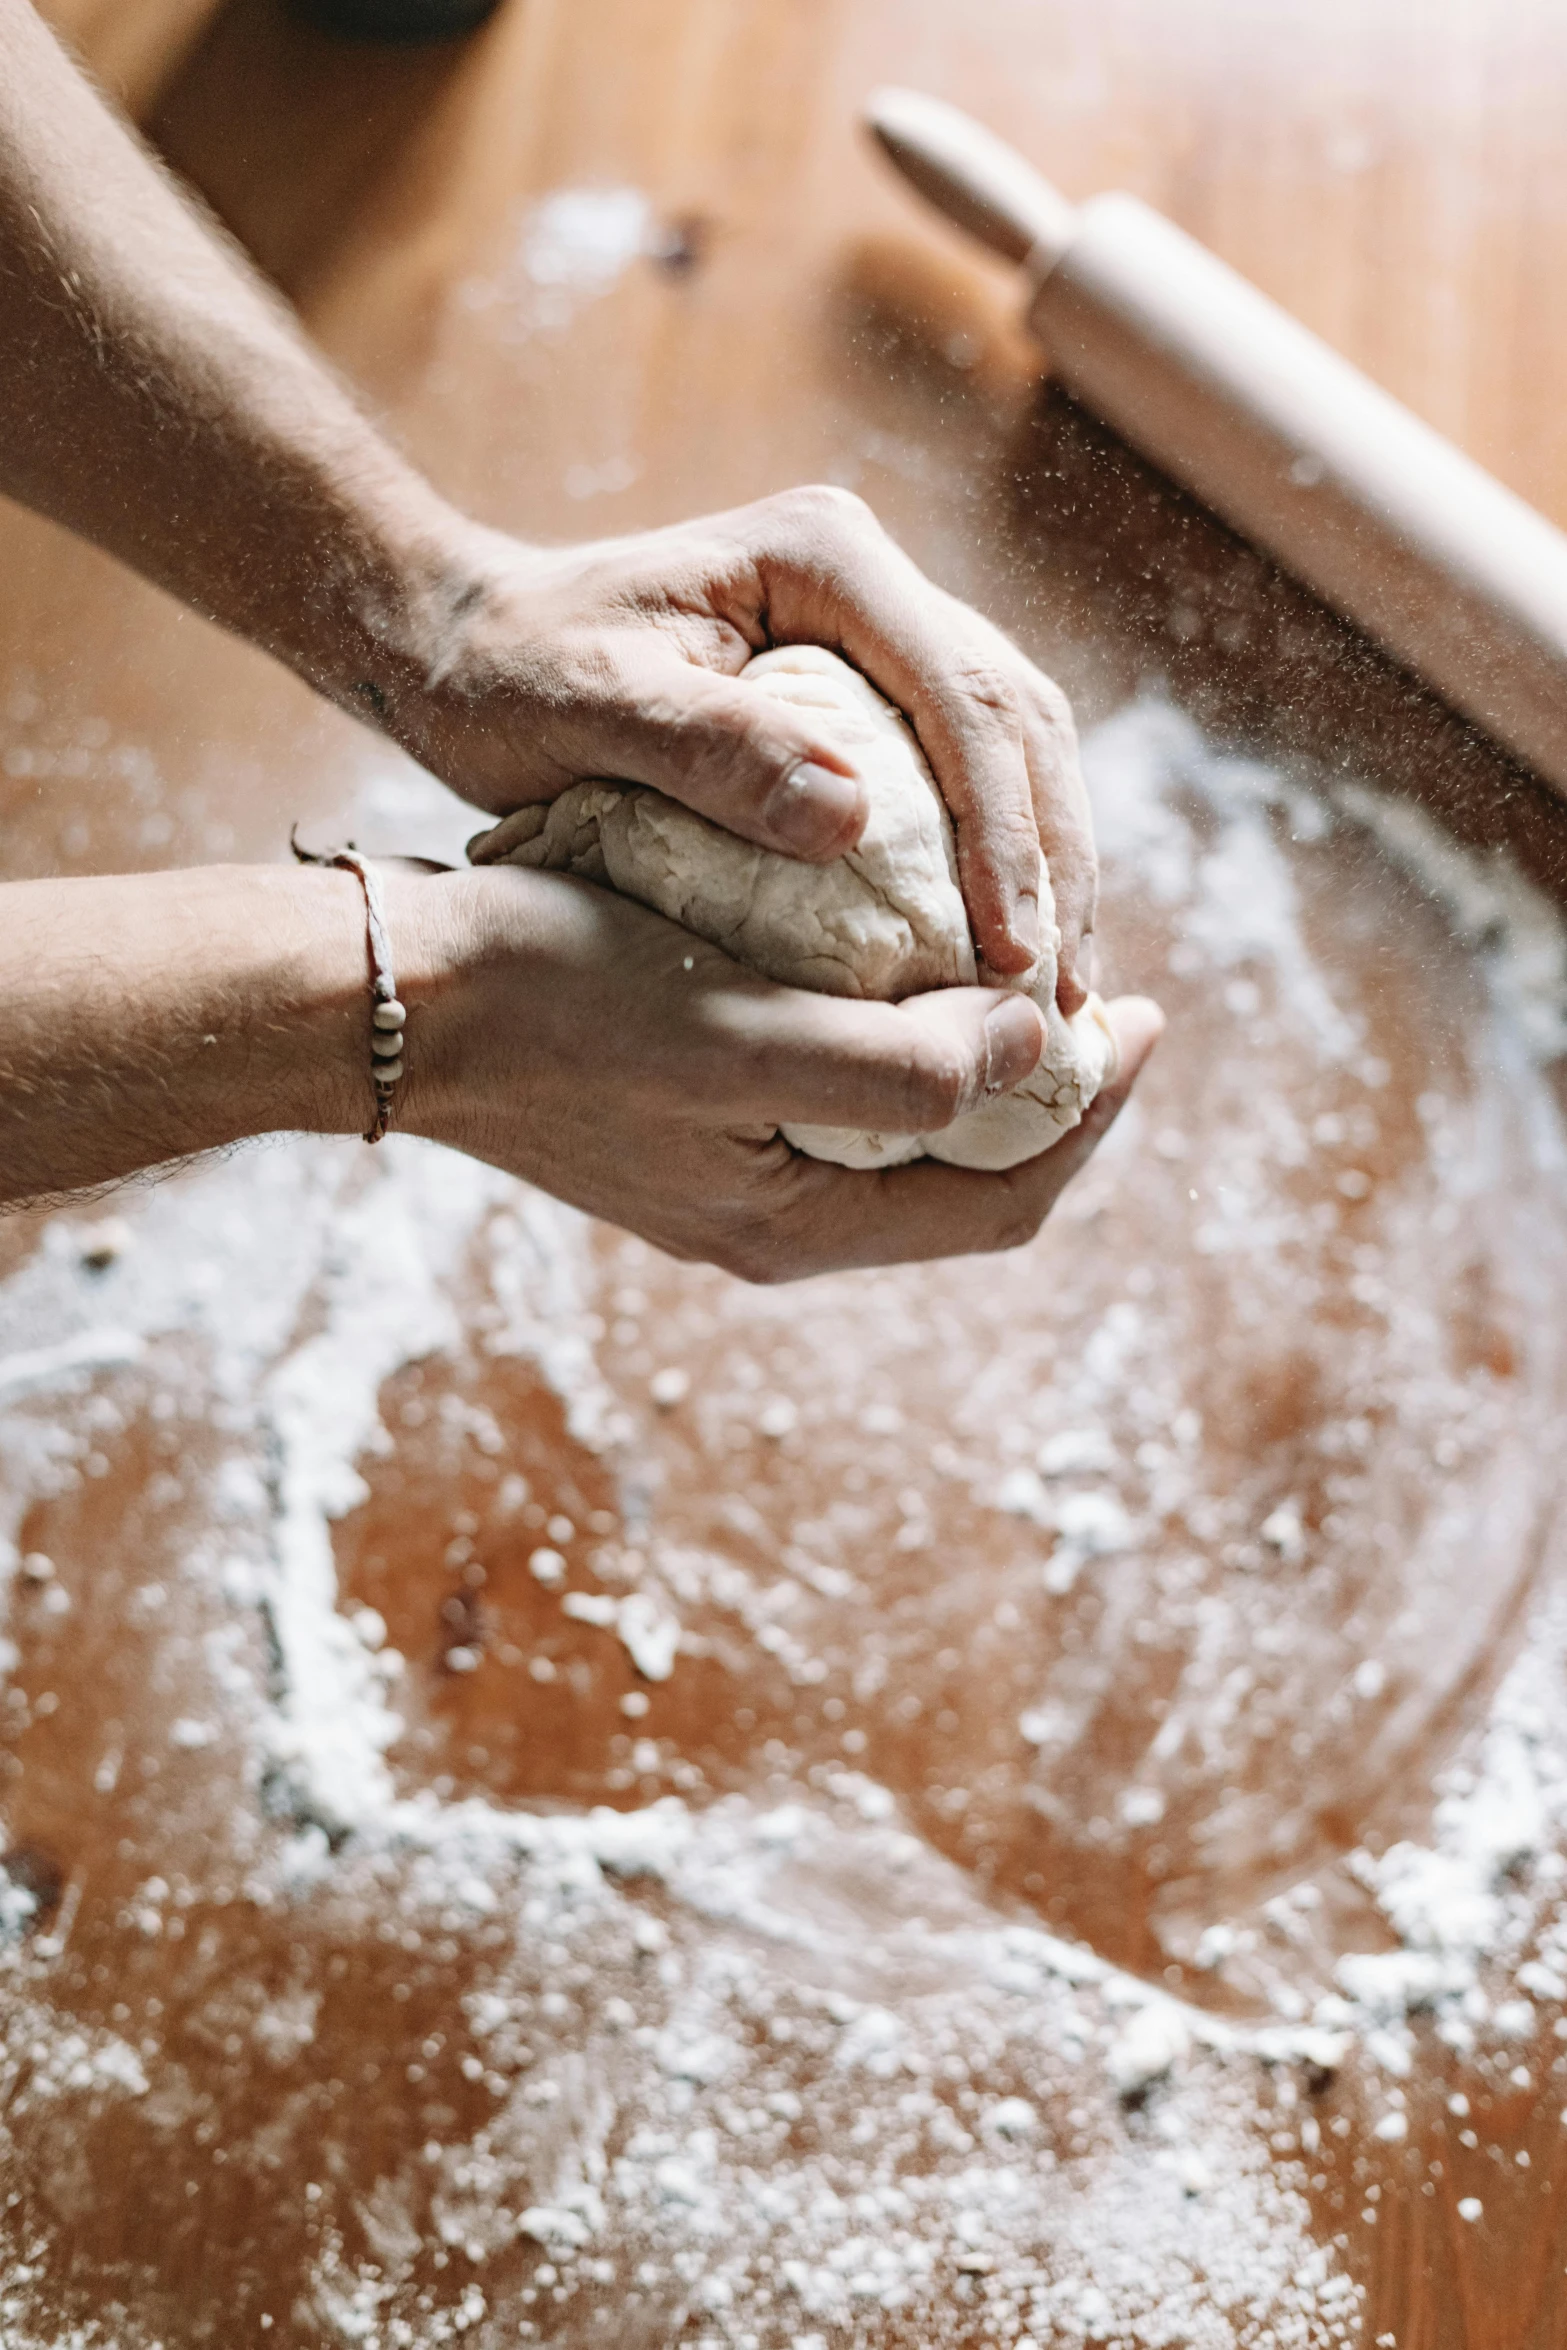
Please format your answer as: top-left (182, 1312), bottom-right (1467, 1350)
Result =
top-left (387, 861), bottom-right (1160, 1279)
top-left (374, 488), bottom-right (1097, 1013)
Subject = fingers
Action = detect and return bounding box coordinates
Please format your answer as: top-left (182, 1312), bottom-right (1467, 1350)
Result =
top-left (595, 652), bottom-right (872, 863)
top-left (718, 995), bottom-right (1164, 1282)
top-left (800, 559), bottom-right (1042, 973)
top-left (1020, 683), bottom-right (1097, 1015)
top-left (735, 486), bottom-right (1099, 998)
top-left (687, 978), bottom-right (1046, 1136)
top-left (1017, 993), bottom-right (1164, 1176)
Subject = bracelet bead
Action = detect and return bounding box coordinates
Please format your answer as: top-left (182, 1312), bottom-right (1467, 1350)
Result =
top-left (291, 826), bottom-right (406, 1145)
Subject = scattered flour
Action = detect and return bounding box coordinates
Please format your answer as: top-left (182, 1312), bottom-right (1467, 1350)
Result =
top-left (519, 188), bottom-right (653, 299)
top-left (7, 709), bottom-right (1567, 2338)
top-left (1104, 2001), bottom-right (1190, 2098)
top-left (456, 185), bottom-right (655, 338)
top-left (1334, 781), bottom-right (1567, 1060)
top-left (0, 1326), bottom-right (144, 1403)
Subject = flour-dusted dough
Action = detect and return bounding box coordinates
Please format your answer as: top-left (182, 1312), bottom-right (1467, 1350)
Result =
top-left (467, 646), bottom-right (1116, 1171)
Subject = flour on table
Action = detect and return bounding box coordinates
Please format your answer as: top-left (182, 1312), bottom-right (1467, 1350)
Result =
top-left (468, 645), bottom-right (1116, 1170)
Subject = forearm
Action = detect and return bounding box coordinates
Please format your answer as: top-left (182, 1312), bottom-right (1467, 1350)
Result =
top-left (0, 865), bottom-right (410, 1206)
top-left (0, 851), bottom-right (1161, 1264)
top-left (0, 0), bottom-right (468, 721)
top-left (0, 3), bottom-right (1097, 987)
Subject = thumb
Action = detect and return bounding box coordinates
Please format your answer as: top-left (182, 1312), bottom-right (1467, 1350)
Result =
top-left (606, 657), bottom-right (869, 862)
top-left (696, 979), bottom-right (1046, 1134)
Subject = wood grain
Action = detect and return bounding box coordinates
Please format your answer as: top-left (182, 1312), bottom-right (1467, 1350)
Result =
top-left (8, 1), bottom-right (1567, 2341)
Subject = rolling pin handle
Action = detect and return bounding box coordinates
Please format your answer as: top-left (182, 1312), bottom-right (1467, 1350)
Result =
top-left (863, 87), bottom-right (1078, 275)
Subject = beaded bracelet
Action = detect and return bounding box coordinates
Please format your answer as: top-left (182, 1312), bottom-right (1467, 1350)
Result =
top-left (290, 828), bottom-right (406, 1145)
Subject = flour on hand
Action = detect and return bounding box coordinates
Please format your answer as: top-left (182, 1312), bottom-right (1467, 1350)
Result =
top-left (468, 645), bottom-right (1115, 1170)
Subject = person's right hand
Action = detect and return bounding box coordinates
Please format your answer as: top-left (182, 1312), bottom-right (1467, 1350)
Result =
top-left (370, 490), bottom-right (1098, 1013)
top-left (391, 864), bottom-right (1162, 1282)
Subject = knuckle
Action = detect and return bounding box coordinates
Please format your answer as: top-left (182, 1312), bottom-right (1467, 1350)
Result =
top-left (767, 483), bottom-right (881, 568)
top-left (1034, 673), bottom-right (1077, 740)
top-left (952, 658), bottom-right (1023, 730)
top-left (992, 1172), bottom-right (1053, 1252)
top-left (707, 1163), bottom-right (813, 1285)
top-left (698, 707), bottom-right (770, 775)
top-left (662, 697), bottom-right (776, 799)
top-left (699, 690), bottom-right (758, 740)
top-left (716, 1236), bottom-right (768, 1284)
top-left (997, 804), bottom-right (1046, 852)
top-left (995, 1201), bottom-right (1046, 1252)
top-left (649, 676), bottom-right (741, 746)
top-left (783, 481), bottom-right (874, 529)
top-left (687, 1019), bottom-right (767, 1113)
top-left (903, 1036), bottom-right (970, 1131)
top-left (718, 1223), bottom-right (793, 1286)
top-left (1048, 812), bottom-right (1097, 883)
top-left (960, 804), bottom-right (1044, 873)
top-left (718, 1158), bottom-right (842, 1285)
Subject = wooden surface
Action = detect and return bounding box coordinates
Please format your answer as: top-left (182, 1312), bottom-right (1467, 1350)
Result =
top-left (8, 1), bottom-right (1567, 2342)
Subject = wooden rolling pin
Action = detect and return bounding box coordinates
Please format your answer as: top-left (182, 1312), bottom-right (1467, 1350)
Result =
top-left (865, 86), bottom-right (1567, 795)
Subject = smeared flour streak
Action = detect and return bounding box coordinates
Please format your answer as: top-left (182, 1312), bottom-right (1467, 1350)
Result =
top-left (7, 703), bottom-right (1567, 2341)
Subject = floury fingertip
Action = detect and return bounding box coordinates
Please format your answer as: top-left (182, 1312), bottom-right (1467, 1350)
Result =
top-left (1007, 888), bottom-right (1042, 967)
top-left (982, 996), bottom-right (1045, 1094)
top-left (764, 760), bottom-right (866, 857)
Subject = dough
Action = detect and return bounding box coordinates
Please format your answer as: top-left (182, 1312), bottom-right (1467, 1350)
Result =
top-left (467, 646), bottom-right (1116, 1171)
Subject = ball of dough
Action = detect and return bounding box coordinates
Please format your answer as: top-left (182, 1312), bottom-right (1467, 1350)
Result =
top-left (467, 645), bottom-right (1115, 1171)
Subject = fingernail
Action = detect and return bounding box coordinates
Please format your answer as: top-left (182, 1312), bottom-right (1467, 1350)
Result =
top-left (1009, 891), bottom-right (1042, 966)
top-left (1076, 933), bottom-right (1096, 992)
top-left (765, 762), bottom-right (865, 857)
top-left (983, 997), bottom-right (1043, 1094)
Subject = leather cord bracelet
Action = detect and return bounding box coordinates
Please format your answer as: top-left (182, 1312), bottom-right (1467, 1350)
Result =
top-left (290, 828), bottom-right (406, 1144)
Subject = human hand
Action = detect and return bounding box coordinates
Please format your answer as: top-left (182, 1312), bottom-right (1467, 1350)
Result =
top-left (378, 489), bottom-right (1097, 1011)
top-left (393, 865), bottom-right (1160, 1281)
top-left (0, 12), bottom-right (1086, 1012)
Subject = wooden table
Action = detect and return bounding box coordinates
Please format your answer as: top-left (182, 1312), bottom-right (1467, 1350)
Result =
top-left (6, 2), bottom-right (1567, 2341)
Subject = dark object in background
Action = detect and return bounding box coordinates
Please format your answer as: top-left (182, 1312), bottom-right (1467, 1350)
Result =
top-left (288, 0), bottom-right (499, 42)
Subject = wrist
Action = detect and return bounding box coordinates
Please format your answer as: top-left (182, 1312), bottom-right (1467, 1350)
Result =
top-left (205, 864), bottom-right (474, 1152)
top-left (296, 496), bottom-right (531, 757)
top-left (373, 867), bottom-right (490, 1143)
top-left (383, 864), bottom-right (580, 1159)
top-left (174, 863), bottom-right (462, 1151)
top-left (281, 483), bottom-right (467, 715)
